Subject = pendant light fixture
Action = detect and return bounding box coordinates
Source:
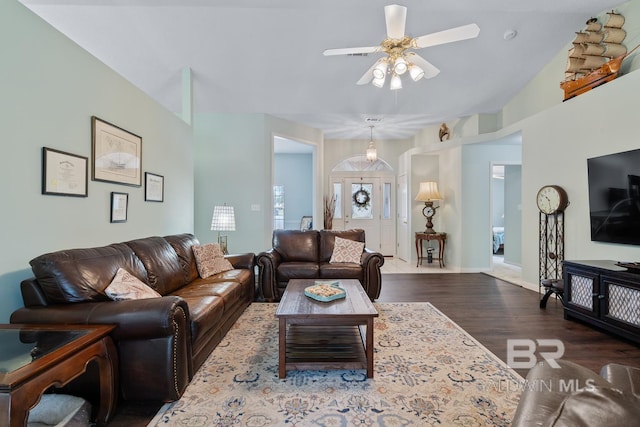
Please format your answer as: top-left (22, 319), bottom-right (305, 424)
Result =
top-left (366, 126), bottom-right (378, 162)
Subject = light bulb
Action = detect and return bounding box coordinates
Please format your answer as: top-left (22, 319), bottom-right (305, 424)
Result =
top-left (390, 73), bottom-right (402, 90)
top-left (409, 64), bottom-right (425, 81)
top-left (393, 57), bottom-right (408, 75)
top-left (372, 75), bottom-right (386, 88)
top-left (372, 61), bottom-right (387, 80)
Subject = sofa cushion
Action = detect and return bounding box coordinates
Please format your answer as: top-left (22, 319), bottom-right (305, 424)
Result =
top-left (547, 386), bottom-right (640, 427)
top-left (30, 243), bottom-right (148, 304)
top-left (273, 230), bottom-right (319, 262)
top-left (319, 262), bottom-right (364, 280)
top-left (277, 262), bottom-right (320, 282)
top-left (125, 236), bottom-right (185, 295)
top-left (164, 234), bottom-right (201, 284)
top-left (319, 229), bottom-right (365, 262)
top-left (329, 237), bottom-right (364, 264)
top-left (104, 268), bottom-right (161, 301)
top-left (192, 243), bottom-right (233, 278)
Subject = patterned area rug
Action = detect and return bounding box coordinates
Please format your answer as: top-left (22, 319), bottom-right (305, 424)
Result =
top-left (151, 303), bottom-right (522, 426)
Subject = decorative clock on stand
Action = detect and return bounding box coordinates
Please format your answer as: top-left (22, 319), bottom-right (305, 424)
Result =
top-left (536, 185), bottom-right (569, 308)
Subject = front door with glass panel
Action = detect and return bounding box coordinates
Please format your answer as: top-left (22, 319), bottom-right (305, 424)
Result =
top-left (345, 178), bottom-right (381, 252)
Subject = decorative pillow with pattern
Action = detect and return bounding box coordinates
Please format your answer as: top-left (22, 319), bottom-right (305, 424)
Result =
top-left (104, 268), bottom-right (161, 301)
top-left (329, 236), bottom-right (365, 264)
top-left (192, 243), bottom-right (234, 278)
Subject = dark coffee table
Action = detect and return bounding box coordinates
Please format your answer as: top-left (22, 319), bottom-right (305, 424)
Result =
top-left (275, 279), bottom-right (378, 379)
top-left (0, 324), bottom-right (117, 427)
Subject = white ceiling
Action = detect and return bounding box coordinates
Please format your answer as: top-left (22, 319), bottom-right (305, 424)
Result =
top-left (21, 0), bottom-right (623, 140)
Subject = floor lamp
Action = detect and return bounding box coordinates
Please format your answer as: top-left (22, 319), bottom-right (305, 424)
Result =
top-left (211, 205), bottom-right (236, 254)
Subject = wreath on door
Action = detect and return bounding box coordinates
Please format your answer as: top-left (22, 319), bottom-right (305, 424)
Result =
top-left (353, 185), bottom-right (371, 210)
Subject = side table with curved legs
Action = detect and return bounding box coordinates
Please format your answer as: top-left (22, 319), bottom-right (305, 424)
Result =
top-left (415, 232), bottom-right (447, 268)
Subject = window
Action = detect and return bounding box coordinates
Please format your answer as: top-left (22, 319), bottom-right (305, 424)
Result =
top-left (273, 186), bottom-right (284, 229)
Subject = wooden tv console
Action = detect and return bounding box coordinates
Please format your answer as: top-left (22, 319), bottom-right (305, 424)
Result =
top-left (563, 260), bottom-right (640, 345)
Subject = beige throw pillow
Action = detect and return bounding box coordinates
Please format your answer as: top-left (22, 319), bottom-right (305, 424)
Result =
top-left (105, 268), bottom-right (161, 301)
top-left (329, 237), bottom-right (364, 264)
top-left (192, 243), bottom-right (234, 278)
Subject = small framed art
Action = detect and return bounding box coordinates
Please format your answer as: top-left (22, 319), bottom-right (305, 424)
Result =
top-left (145, 172), bottom-right (164, 202)
top-left (110, 192), bottom-right (129, 223)
top-left (92, 116), bottom-right (142, 187)
top-left (42, 147), bottom-right (88, 197)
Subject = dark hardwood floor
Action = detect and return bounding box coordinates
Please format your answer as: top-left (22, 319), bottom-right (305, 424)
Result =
top-left (108, 273), bottom-right (640, 426)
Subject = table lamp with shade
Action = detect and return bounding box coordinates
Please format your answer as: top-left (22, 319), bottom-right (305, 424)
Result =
top-left (415, 182), bottom-right (443, 234)
top-left (210, 205), bottom-right (235, 254)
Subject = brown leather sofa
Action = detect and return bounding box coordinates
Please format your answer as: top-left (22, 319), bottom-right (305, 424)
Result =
top-left (257, 229), bottom-right (384, 302)
top-left (512, 359), bottom-right (640, 426)
top-left (10, 234), bottom-right (255, 402)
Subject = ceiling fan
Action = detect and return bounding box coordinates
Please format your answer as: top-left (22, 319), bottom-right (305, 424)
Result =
top-left (323, 4), bottom-right (480, 89)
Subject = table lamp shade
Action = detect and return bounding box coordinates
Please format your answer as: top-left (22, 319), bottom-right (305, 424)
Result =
top-left (415, 182), bottom-right (443, 201)
top-left (210, 205), bottom-right (236, 231)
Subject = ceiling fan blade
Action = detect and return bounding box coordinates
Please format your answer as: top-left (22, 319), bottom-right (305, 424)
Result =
top-left (413, 23), bottom-right (480, 49)
top-left (385, 4), bottom-right (407, 39)
top-left (356, 58), bottom-right (385, 85)
top-left (323, 46), bottom-right (380, 56)
top-left (405, 53), bottom-right (440, 79)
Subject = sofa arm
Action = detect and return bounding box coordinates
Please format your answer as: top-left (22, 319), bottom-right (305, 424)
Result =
top-left (256, 249), bottom-right (282, 302)
top-left (226, 252), bottom-right (255, 271)
top-left (361, 248), bottom-right (385, 300)
top-left (10, 296), bottom-right (192, 402)
top-left (601, 363), bottom-right (640, 398)
top-left (511, 359), bottom-right (613, 427)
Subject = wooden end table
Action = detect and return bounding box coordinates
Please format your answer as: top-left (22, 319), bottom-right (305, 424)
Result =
top-left (0, 324), bottom-right (118, 427)
top-left (415, 232), bottom-right (447, 268)
top-left (275, 279), bottom-right (378, 379)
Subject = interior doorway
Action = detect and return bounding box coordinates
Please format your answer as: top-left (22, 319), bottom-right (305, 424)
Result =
top-left (491, 163), bottom-right (522, 268)
top-left (273, 136), bottom-right (317, 232)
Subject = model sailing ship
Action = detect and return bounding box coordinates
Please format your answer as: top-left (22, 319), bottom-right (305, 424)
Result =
top-left (561, 11), bottom-right (626, 101)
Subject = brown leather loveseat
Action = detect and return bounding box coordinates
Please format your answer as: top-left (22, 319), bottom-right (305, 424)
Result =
top-left (257, 229), bottom-right (384, 302)
top-left (10, 234), bottom-right (255, 402)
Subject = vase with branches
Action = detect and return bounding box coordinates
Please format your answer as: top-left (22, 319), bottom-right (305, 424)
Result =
top-left (324, 194), bottom-right (336, 230)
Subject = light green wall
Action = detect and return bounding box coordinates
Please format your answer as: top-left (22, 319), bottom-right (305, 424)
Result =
top-left (518, 69), bottom-right (640, 289)
top-left (460, 144), bottom-right (522, 270)
top-left (193, 113), bottom-right (323, 253)
top-left (503, 165), bottom-right (522, 266)
top-left (0, 1), bottom-right (194, 321)
top-left (274, 154), bottom-right (313, 229)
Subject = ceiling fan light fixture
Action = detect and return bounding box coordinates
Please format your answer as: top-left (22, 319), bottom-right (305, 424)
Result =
top-left (372, 75), bottom-right (386, 88)
top-left (390, 73), bottom-right (402, 90)
top-left (372, 60), bottom-right (387, 80)
top-left (409, 64), bottom-right (425, 81)
top-left (393, 56), bottom-right (408, 75)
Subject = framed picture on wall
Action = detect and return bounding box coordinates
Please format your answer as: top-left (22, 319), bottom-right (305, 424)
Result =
top-left (92, 116), bottom-right (142, 187)
top-left (110, 192), bottom-right (129, 223)
top-left (41, 147), bottom-right (88, 197)
top-left (144, 172), bottom-right (164, 202)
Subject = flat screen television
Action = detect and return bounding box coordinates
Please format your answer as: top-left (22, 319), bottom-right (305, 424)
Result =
top-left (587, 148), bottom-right (640, 245)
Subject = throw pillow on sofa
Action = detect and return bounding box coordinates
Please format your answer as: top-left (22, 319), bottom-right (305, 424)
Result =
top-left (192, 243), bottom-right (233, 278)
top-left (105, 268), bottom-right (161, 300)
top-left (329, 237), bottom-right (364, 264)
